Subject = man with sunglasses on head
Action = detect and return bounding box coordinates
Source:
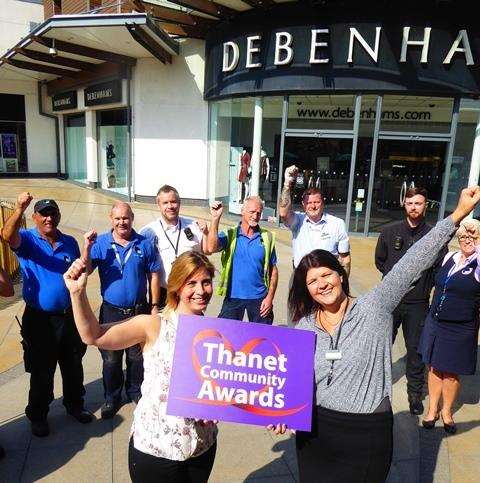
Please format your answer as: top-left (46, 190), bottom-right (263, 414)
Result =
top-left (0, 193), bottom-right (92, 438)
top-left (375, 187), bottom-right (448, 416)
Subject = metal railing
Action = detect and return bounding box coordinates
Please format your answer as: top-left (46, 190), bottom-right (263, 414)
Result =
top-left (0, 201), bottom-right (25, 280)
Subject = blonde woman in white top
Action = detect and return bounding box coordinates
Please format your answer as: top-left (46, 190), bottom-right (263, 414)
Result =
top-left (64, 251), bottom-right (218, 483)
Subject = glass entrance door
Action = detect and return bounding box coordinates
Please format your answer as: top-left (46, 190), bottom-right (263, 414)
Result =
top-left (368, 139), bottom-right (448, 232)
top-left (283, 136), bottom-right (353, 221)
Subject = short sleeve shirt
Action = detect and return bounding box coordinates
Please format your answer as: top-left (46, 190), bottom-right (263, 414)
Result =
top-left (90, 230), bottom-right (161, 308)
top-left (14, 228), bottom-right (80, 312)
top-left (290, 212), bottom-right (350, 268)
top-left (140, 216), bottom-right (202, 287)
top-left (218, 225), bottom-right (277, 299)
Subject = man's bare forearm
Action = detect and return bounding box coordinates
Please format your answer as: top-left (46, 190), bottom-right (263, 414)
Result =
top-left (278, 183), bottom-right (294, 221)
top-left (0, 208), bottom-right (23, 246)
top-left (339, 254), bottom-right (351, 277)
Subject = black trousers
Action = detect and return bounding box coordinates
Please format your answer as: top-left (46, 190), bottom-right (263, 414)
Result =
top-left (296, 406), bottom-right (393, 483)
top-left (392, 301), bottom-right (429, 396)
top-left (128, 438), bottom-right (217, 483)
top-left (21, 305), bottom-right (87, 422)
top-left (99, 302), bottom-right (148, 404)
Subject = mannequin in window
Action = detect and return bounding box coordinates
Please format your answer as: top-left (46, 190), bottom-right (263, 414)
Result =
top-left (238, 148), bottom-right (251, 203)
top-left (106, 141), bottom-right (116, 188)
top-left (260, 149), bottom-right (270, 199)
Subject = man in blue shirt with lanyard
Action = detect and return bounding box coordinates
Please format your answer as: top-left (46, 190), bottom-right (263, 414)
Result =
top-left (0, 192), bottom-right (92, 438)
top-left (83, 202), bottom-right (161, 419)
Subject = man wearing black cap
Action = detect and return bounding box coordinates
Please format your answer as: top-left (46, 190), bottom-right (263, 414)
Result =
top-left (0, 192), bottom-right (92, 437)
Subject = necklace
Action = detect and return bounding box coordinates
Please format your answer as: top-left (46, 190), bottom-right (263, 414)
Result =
top-left (316, 297), bottom-right (350, 333)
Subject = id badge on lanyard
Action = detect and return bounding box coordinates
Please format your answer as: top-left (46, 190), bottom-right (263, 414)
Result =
top-left (111, 243), bottom-right (133, 275)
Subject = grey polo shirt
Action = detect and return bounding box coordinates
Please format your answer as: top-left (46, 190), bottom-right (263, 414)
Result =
top-left (289, 212), bottom-right (350, 267)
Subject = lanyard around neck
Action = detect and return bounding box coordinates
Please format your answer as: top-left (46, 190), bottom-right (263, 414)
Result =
top-left (160, 219), bottom-right (182, 258)
top-left (111, 242), bottom-right (133, 275)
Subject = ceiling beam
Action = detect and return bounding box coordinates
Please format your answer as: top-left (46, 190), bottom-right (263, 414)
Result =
top-left (126, 24), bottom-right (172, 64)
top-left (2, 58), bottom-right (78, 78)
top-left (47, 62), bottom-right (128, 96)
top-left (32, 36), bottom-right (137, 66)
top-left (241, 0), bottom-right (276, 8)
top-left (156, 22), bottom-right (208, 39)
top-left (164, 0), bottom-right (237, 20)
top-left (14, 48), bottom-right (99, 73)
top-left (143, 4), bottom-right (217, 27)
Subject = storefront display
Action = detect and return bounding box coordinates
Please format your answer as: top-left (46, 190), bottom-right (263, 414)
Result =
top-left (65, 114), bottom-right (87, 184)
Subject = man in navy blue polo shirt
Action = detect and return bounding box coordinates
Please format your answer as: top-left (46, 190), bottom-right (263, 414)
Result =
top-left (206, 196), bottom-right (278, 324)
top-left (0, 192), bottom-right (92, 438)
top-left (82, 201), bottom-right (161, 419)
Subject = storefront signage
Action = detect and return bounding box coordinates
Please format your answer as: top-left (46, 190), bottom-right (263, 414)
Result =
top-left (52, 91), bottom-right (77, 111)
top-left (205, 6), bottom-right (480, 99)
top-left (166, 314), bottom-right (315, 431)
top-left (84, 80), bottom-right (122, 107)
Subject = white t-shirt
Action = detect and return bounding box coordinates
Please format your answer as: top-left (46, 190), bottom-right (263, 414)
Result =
top-left (289, 212), bottom-right (350, 268)
top-left (140, 216), bottom-right (203, 287)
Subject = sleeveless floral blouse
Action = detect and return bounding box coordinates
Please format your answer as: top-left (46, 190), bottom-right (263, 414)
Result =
top-left (130, 312), bottom-right (217, 460)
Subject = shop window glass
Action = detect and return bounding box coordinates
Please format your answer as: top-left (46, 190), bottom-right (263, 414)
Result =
top-left (287, 95), bottom-right (356, 130)
top-left (379, 96), bottom-right (453, 134)
top-left (97, 109), bottom-right (129, 196)
top-left (65, 114), bottom-right (87, 184)
top-left (446, 107), bottom-right (480, 215)
top-left (0, 122), bottom-right (28, 173)
top-left (209, 97), bottom-right (255, 215)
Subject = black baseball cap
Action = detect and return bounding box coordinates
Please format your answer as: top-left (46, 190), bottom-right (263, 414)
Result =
top-left (34, 199), bottom-right (60, 213)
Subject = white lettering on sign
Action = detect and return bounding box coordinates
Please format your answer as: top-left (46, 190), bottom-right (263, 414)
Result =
top-left (221, 27), bottom-right (476, 73)
top-left (274, 32), bottom-right (293, 66)
top-left (54, 98), bottom-right (71, 107)
top-left (86, 88), bottom-right (113, 101)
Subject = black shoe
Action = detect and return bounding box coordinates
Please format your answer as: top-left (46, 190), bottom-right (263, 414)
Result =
top-left (101, 402), bottom-right (120, 420)
top-left (67, 408), bottom-right (94, 424)
top-left (408, 395), bottom-right (424, 415)
top-left (0, 444), bottom-right (5, 460)
top-left (422, 416), bottom-right (439, 429)
top-left (31, 419), bottom-right (50, 437)
top-left (443, 422), bottom-right (457, 434)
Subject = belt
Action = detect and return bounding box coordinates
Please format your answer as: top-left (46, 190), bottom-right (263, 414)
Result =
top-left (102, 300), bottom-right (147, 316)
top-left (26, 304), bottom-right (72, 317)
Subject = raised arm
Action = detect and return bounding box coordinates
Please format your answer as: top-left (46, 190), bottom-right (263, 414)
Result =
top-left (278, 165), bottom-right (298, 227)
top-left (206, 201), bottom-right (223, 254)
top-left (0, 192), bottom-right (32, 249)
top-left (64, 259), bottom-right (158, 350)
top-left (81, 230), bottom-right (97, 274)
top-left (368, 187), bottom-right (480, 313)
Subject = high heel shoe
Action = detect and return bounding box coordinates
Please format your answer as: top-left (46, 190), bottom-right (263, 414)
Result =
top-left (422, 415), bottom-right (439, 429)
top-left (441, 415), bottom-right (457, 434)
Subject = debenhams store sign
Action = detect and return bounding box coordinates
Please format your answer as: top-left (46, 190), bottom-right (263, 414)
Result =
top-left (204, 10), bottom-right (480, 100)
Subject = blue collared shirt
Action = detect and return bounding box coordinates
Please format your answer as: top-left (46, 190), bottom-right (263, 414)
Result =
top-left (90, 230), bottom-right (161, 308)
top-left (290, 212), bottom-right (350, 268)
top-left (218, 225), bottom-right (277, 299)
top-left (14, 228), bottom-right (80, 312)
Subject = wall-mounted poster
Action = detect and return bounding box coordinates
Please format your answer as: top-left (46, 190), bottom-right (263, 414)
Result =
top-left (1, 134), bottom-right (17, 159)
top-left (5, 159), bottom-right (18, 172)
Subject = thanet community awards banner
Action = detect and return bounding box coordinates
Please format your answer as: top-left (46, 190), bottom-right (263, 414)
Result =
top-left (166, 315), bottom-right (315, 431)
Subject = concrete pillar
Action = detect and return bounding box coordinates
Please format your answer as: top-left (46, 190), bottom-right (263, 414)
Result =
top-left (85, 109), bottom-right (98, 187)
top-left (250, 97), bottom-right (263, 197)
top-left (467, 111), bottom-right (480, 187)
top-left (58, 115), bottom-right (66, 175)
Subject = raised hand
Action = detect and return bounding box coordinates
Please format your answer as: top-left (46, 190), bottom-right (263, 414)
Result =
top-left (210, 201), bottom-right (223, 220)
top-left (83, 230), bottom-right (97, 251)
top-left (16, 192), bottom-right (33, 212)
top-left (284, 165), bottom-right (299, 186)
top-left (452, 187), bottom-right (480, 224)
top-left (64, 258), bottom-right (88, 294)
top-left (196, 220), bottom-right (208, 235)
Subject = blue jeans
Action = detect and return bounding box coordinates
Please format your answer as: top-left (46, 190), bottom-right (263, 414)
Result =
top-left (99, 302), bottom-right (146, 404)
top-left (218, 297), bottom-right (273, 325)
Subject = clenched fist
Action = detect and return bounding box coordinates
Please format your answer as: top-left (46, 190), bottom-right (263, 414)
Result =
top-left (452, 186), bottom-right (480, 225)
top-left (16, 192), bottom-right (33, 212)
top-left (284, 165), bottom-right (299, 186)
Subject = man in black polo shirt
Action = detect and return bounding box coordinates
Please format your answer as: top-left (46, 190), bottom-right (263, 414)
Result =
top-left (375, 187), bottom-right (447, 415)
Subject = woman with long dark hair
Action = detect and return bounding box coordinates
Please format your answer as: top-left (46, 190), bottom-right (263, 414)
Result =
top-left (64, 251), bottom-right (218, 483)
top-left (273, 187), bottom-right (480, 483)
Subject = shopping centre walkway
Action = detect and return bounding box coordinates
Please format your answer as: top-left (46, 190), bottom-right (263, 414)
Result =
top-left (0, 178), bottom-right (479, 482)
